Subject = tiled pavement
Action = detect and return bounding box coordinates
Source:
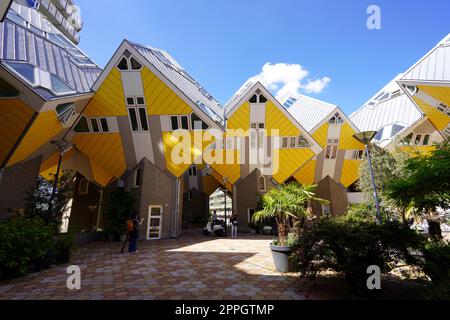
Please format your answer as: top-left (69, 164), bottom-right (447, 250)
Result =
top-left (0, 231), bottom-right (319, 300)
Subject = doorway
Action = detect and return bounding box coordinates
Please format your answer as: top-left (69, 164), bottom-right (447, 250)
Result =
top-left (147, 206), bottom-right (163, 240)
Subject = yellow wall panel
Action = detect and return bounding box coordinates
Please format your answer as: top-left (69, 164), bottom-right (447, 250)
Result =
top-left (202, 175), bottom-right (221, 196)
top-left (39, 149), bottom-right (77, 180)
top-left (413, 96), bottom-right (450, 131)
top-left (0, 99), bottom-right (35, 165)
top-left (266, 101), bottom-right (300, 137)
top-left (141, 67), bottom-right (193, 115)
top-left (84, 68), bottom-right (127, 117)
top-left (162, 131), bottom-right (211, 178)
top-left (293, 160), bottom-right (316, 185)
top-left (339, 122), bottom-right (364, 150)
top-left (209, 150), bottom-right (241, 185)
top-left (72, 134), bottom-right (126, 179)
top-left (8, 111), bottom-right (62, 166)
top-left (312, 122), bottom-right (329, 148)
top-left (419, 85), bottom-right (450, 108)
top-left (340, 160), bottom-right (362, 188)
top-left (227, 102), bottom-right (250, 133)
top-left (90, 159), bottom-right (114, 187)
top-left (272, 149), bottom-right (314, 184)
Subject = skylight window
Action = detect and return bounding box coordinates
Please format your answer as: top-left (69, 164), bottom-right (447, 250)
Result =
top-left (51, 74), bottom-right (75, 94)
top-left (117, 57), bottom-right (129, 70)
top-left (130, 57), bottom-right (142, 70)
top-left (5, 62), bottom-right (36, 85)
top-left (248, 91), bottom-right (268, 104)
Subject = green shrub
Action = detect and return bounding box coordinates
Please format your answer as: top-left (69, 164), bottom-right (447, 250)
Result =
top-left (345, 203), bottom-right (389, 223)
top-left (292, 218), bottom-right (424, 295)
top-left (104, 187), bottom-right (135, 237)
top-left (422, 241), bottom-right (450, 299)
top-left (0, 217), bottom-right (53, 278)
top-left (54, 233), bottom-right (75, 264)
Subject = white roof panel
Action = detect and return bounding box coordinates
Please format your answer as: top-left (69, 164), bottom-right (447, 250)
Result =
top-left (130, 41), bottom-right (224, 124)
top-left (284, 93), bottom-right (337, 132)
top-left (350, 77), bottom-right (422, 144)
top-left (402, 33), bottom-right (450, 83)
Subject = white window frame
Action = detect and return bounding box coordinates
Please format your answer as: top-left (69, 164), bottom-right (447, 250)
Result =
top-left (259, 176), bottom-right (266, 192)
top-left (147, 206), bottom-right (163, 240)
top-left (127, 96), bottom-right (149, 132)
top-left (321, 204), bottom-right (331, 216)
top-left (325, 139), bottom-right (339, 160)
top-left (250, 122), bottom-right (265, 149)
top-left (78, 178), bottom-right (89, 195)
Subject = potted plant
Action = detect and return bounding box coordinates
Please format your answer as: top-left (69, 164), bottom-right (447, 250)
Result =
top-left (248, 222), bottom-right (257, 234)
top-left (252, 182), bottom-right (326, 273)
top-left (54, 233), bottom-right (75, 264)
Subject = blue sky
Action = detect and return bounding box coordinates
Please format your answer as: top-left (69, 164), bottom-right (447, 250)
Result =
top-left (77, 0), bottom-right (450, 114)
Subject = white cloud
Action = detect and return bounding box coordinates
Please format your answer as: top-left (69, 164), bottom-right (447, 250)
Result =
top-left (303, 77), bottom-right (331, 94)
top-left (247, 62), bottom-right (330, 100)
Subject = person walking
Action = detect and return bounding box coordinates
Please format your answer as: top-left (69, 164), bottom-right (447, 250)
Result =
top-left (230, 211), bottom-right (238, 239)
top-left (128, 211), bottom-right (144, 253)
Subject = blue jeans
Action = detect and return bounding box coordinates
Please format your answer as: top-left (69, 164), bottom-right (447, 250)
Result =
top-left (231, 225), bottom-right (238, 238)
top-left (128, 233), bottom-right (138, 252)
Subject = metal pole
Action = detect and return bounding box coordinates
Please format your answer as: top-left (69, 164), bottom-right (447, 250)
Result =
top-left (224, 189), bottom-right (227, 237)
top-left (366, 144), bottom-right (382, 224)
top-left (47, 153), bottom-right (63, 225)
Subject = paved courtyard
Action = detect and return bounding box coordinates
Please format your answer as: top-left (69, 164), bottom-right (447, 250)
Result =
top-left (0, 231), bottom-right (319, 300)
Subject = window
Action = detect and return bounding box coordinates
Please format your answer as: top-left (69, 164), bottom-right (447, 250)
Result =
top-left (51, 75), bottom-right (75, 94)
top-left (422, 134), bottom-right (431, 146)
top-left (282, 137), bottom-right (289, 149)
top-left (117, 57), bottom-right (129, 70)
top-left (78, 178), bottom-right (89, 195)
top-left (171, 116), bottom-right (179, 130)
top-left (328, 113), bottom-right (344, 125)
top-left (73, 116), bottom-right (90, 133)
top-left (325, 139), bottom-right (339, 159)
top-left (414, 134), bottom-right (422, 145)
top-left (191, 112), bottom-right (209, 130)
top-left (250, 122), bottom-right (265, 149)
top-left (139, 108), bottom-right (149, 131)
top-left (180, 115), bottom-right (189, 130)
top-left (248, 91), bottom-right (268, 104)
top-left (137, 97), bottom-right (145, 105)
top-left (259, 176), bottom-right (266, 192)
top-left (290, 137), bottom-right (296, 148)
top-left (130, 57), bottom-right (142, 70)
top-left (352, 150), bottom-right (365, 160)
top-left (134, 168), bottom-right (142, 187)
top-left (127, 97), bottom-right (149, 132)
top-left (444, 125), bottom-right (450, 139)
top-left (4, 62), bottom-right (36, 84)
top-left (90, 118), bottom-right (100, 132)
top-left (128, 108), bottom-right (139, 131)
top-left (55, 102), bottom-right (75, 123)
top-left (401, 133), bottom-right (414, 145)
top-left (187, 191), bottom-right (193, 201)
top-left (100, 118), bottom-right (109, 132)
top-left (188, 166), bottom-right (197, 176)
top-left (322, 204), bottom-right (331, 216)
top-left (297, 135), bottom-right (310, 147)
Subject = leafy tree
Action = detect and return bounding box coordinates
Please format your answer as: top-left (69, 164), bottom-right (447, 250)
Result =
top-left (386, 142), bottom-right (450, 238)
top-left (103, 187), bottom-right (135, 237)
top-left (357, 145), bottom-right (409, 221)
top-left (24, 170), bottom-right (74, 233)
top-left (252, 183), bottom-right (326, 246)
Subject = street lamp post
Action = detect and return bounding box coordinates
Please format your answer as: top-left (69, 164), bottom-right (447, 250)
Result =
top-left (46, 139), bottom-right (73, 226)
top-left (223, 176), bottom-right (228, 237)
top-left (353, 131), bottom-right (382, 224)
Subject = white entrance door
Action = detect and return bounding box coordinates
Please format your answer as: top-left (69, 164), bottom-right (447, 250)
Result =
top-left (147, 206), bottom-right (163, 240)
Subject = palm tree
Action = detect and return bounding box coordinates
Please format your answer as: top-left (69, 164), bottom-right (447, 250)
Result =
top-left (252, 182), bottom-right (326, 246)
